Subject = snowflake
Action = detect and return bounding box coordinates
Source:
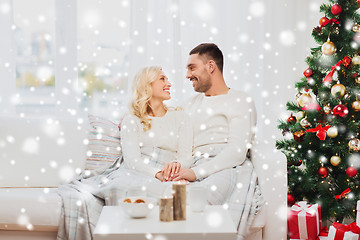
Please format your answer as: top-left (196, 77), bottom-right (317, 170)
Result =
top-left (20, 138), bottom-right (39, 154)
top-left (206, 211), bottom-right (222, 227)
top-left (249, 2), bottom-right (265, 18)
top-left (279, 30), bottom-right (295, 46)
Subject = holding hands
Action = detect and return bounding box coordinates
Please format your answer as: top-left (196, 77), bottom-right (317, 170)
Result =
top-left (156, 161), bottom-right (181, 181)
top-left (155, 161), bottom-right (196, 182)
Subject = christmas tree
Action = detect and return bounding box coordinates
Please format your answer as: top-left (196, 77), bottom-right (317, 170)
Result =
top-left (276, 0), bottom-right (360, 222)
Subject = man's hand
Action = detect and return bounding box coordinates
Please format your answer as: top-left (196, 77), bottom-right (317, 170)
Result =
top-left (172, 168), bottom-right (196, 182)
top-left (162, 162), bottom-right (181, 181)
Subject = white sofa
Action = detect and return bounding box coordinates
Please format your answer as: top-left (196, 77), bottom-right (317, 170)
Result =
top-left (0, 116), bottom-right (286, 240)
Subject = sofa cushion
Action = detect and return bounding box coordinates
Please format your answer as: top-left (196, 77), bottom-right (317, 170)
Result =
top-left (0, 188), bottom-right (61, 231)
top-left (0, 117), bottom-right (87, 187)
top-left (85, 114), bottom-right (121, 170)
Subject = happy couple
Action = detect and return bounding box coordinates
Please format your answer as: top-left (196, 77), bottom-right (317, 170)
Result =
top-left (122, 43), bottom-right (257, 185)
top-left (57, 43), bottom-right (259, 240)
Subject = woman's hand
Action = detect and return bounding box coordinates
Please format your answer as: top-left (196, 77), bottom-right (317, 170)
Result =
top-left (155, 171), bottom-right (164, 181)
top-left (162, 162), bottom-right (181, 181)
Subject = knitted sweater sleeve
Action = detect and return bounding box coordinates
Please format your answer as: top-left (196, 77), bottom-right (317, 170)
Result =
top-left (120, 114), bottom-right (161, 177)
top-left (191, 97), bottom-right (256, 179)
top-left (176, 111), bottom-right (194, 169)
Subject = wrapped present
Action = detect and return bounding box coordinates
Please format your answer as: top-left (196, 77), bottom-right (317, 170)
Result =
top-left (357, 200), bottom-right (360, 227)
top-left (327, 222), bottom-right (360, 240)
top-left (288, 201), bottom-right (321, 240)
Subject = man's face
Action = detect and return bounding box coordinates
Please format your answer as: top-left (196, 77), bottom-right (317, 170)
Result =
top-left (186, 53), bottom-right (212, 93)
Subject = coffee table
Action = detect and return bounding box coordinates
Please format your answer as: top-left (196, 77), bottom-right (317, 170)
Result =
top-left (94, 205), bottom-right (237, 240)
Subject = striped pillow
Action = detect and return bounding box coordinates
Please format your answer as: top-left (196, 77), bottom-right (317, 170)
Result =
top-left (85, 114), bottom-right (121, 170)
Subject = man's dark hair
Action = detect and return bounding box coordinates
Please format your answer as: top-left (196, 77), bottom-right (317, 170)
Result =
top-left (189, 43), bottom-right (224, 73)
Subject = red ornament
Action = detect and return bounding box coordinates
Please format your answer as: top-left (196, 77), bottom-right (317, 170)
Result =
top-left (288, 194), bottom-right (296, 206)
top-left (318, 167), bottom-right (328, 178)
top-left (319, 17), bottom-right (329, 27)
top-left (346, 167), bottom-right (358, 177)
top-left (342, 56), bottom-right (352, 68)
top-left (331, 4), bottom-right (342, 15)
top-left (333, 104), bottom-right (349, 117)
top-left (302, 103), bottom-right (321, 112)
top-left (303, 68), bottom-right (314, 78)
top-left (358, 0), bottom-right (360, 8)
top-left (287, 114), bottom-right (296, 124)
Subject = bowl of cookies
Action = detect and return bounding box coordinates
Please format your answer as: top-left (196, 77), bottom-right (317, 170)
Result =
top-left (120, 196), bottom-right (157, 218)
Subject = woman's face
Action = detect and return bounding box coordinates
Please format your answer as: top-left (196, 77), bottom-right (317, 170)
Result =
top-left (151, 71), bottom-right (171, 101)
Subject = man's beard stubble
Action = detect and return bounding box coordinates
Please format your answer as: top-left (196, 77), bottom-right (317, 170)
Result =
top-left (194, 76), bottom-right (212, 93)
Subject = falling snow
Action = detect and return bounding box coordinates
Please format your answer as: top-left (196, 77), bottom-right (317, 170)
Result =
top-left (0, 1), bottom-right (301, 238)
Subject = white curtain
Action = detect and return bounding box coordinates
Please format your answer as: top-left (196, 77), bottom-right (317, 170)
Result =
top-left (0, 0), bottom-right (16, 116)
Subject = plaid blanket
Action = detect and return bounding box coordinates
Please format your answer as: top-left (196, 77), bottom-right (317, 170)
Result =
top-left (57, 151), bottom-right (263, 240)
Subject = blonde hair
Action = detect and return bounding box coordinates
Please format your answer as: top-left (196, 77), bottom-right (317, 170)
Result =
top-left (129, 66), bottom-right (167, 131)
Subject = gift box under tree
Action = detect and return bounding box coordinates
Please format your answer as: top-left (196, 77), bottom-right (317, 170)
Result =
top-left (327, 222), bottom-right (360, 240)
top-left (288, 201), bottom-right (321, 240)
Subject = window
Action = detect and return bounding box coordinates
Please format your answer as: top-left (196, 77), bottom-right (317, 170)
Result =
top-left (13, 0), bottom-right (55, 115)
top-left (8, 0), bottom-right (131, 120)
top-left (77, 0), bottom-right (130, 120)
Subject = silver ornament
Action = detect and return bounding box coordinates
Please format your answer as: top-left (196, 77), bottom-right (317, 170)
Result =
top-left (353, 24), bottom-right (360, 33)
top-left (300, 118), bottom-right (311, 128)
top-left (348, 138), bottom-right (360, 151)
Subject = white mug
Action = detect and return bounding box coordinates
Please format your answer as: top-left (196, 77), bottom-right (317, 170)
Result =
top-left (188, 185), bottom-right (207, 212)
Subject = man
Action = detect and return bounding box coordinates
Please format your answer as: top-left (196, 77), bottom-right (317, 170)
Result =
top-left (169, 43), bottom-right (257, 187)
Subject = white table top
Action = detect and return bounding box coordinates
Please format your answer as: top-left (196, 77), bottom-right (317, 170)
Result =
top-left (94, 205), bottom-right (237, 240)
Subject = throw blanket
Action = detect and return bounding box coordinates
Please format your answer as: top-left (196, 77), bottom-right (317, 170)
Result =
top-left (57, 152), bottom-right (263, 240)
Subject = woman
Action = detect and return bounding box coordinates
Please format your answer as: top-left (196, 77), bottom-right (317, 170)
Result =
top-left (57, 66), bottom-right (194, 240)
top-left (121, 66), bottom-right (193, 182)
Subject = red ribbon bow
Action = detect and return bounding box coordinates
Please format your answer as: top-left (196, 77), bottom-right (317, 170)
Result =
top-left (305, 125), bottom-right (331, 140)
top-left (317, 226), bottom-right (329, 239)
top-left (349, 222), bottom-right (360, 235)
top-left (333, 221), bottom-right (360, 234)
top-left (334, 188), bottom-right (351, 199)
top-left (323, 60), bottom-right (343, 83)
top-left (320, 18), bottom-right (340, 29)
top-left (333, 222), bottom-right (351, 232)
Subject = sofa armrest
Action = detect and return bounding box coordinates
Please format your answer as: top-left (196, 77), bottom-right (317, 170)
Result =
top-left (251, 139), bottom-right (287, 240)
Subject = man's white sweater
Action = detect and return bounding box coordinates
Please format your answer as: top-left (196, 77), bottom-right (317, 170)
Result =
top-left (183, 89), bottom-right (257, 179)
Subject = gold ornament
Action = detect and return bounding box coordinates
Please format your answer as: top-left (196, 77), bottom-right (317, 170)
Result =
top-left (293, 130), bottom-right (306, 142)
top-left (349, 138), bottom-right (360, 151)
top-left (327, 127), bottom-right (338, 138)
top-left (330, 156), bottom-right (341, 166)
top-left (295, 111), bottom-right (305, 121)
top-left (331, 83), bottom-right (346, 98)
top-left (353, 100), bottom-right (360, 111)
top-left (353, 24), bottom-right (360, 32)
top-left (324, 105), bottom-right (331, 114)
top-left (352, 56), bottom-right (360, 65)
top-left (321, 39), bottom-right (337, 56)
top-left (298, 93), bottom-right (313, 107)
